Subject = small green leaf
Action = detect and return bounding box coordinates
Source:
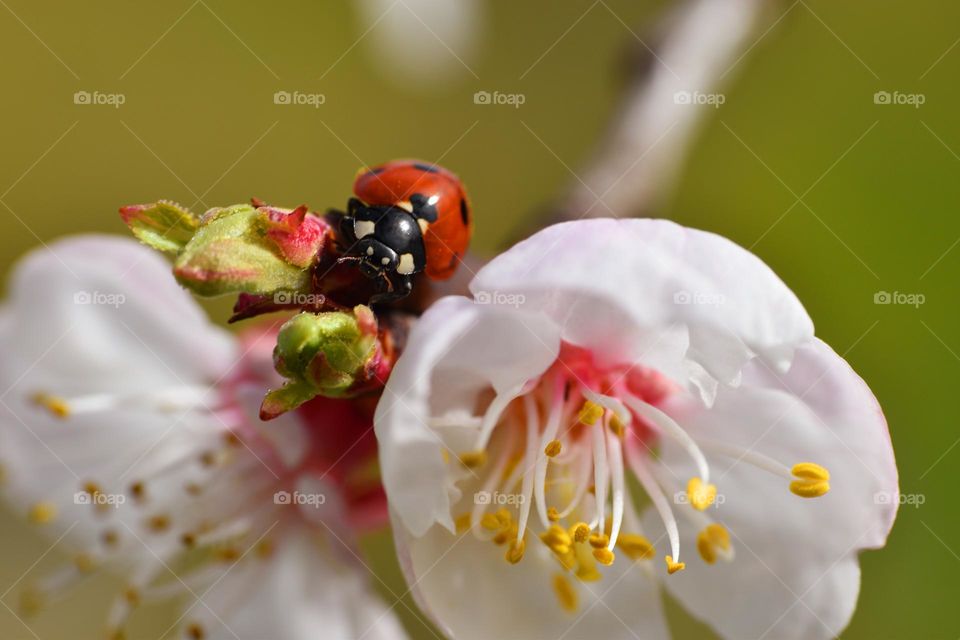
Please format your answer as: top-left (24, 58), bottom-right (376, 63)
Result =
top-left (119, 201), bottom-right (199, 253)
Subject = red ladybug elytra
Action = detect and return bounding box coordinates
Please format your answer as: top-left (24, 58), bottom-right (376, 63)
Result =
top-left (335, 160), bottom-right (472, 303)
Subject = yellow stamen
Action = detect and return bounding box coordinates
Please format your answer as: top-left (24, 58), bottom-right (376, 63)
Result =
top-left (618, 534), bottom-right (655, 560)
top-left (74, 553), bottom-right (96, 573)
top-left (481, 513), bottom-right (502, 531)
top-left (609, 414), bottom-right (626, 438)
top-left (686, 477), bottom-right (717, 511)
top-left (31, 393), bottom-right (70, 419)
top-left (592, 548), bottom-right (615, 566)
top-left (578, 401), bottom-right (604, 426)
top-left (493, 524), bottom-right (517, 546)
top-left (19, 586), bottom-right (43, 616)
top-left (454, 513), bottom-right (472, 533)
top-left (665, 555), bottom-right (685, 574)
top-left (588, 533), bottom-right (609, 549)
top-left (575, 563), bottom-right (603, 582)
top-left (28, 502), bottom-right (57, 524)
top-left (557, 549), bottom-right (577, 571)
top-left (495, 508), bottom-right (512, 527)
top-left (552, 573), bottom-right (578, 612)
top-left (544, 440), bottom-right (562, 457)
top-left (570, 522), bottom-right (590, 543)
top-left (790, 462), bottom-right (830, 498)
top-left (547, 506), bottom-right (561, 522)
top-left (540, 525), bottom-right (572, 554)
top-left (147, 514), bottom-right (171, 533)
top-left (506, 538), bottom-right (526, 564)
top-left (696, 524), bottom-right (732, 564)
top-left (256, 539), bottom-right (275, 559)
top-left (458, 450), bottom-right (487, 469)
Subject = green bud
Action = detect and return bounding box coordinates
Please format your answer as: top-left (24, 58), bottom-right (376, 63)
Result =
top-left (260, 306), bottom-right (389, 420)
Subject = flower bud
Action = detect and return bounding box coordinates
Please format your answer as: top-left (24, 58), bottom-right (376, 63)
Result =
top-left (260, 306), bottom-right (395, 420)
top-left (120, 201), bottom-right (331, 298)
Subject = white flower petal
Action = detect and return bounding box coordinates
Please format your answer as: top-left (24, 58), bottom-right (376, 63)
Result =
top-left (648, 338), bottom-right (897, 639)
top-left (2, 235), bottom-right (235, 389)
top-left (470, 218), bottom-right (814, 402)
top-left (186, 527), bottom-right (407, 640)
top-left (375, 296), bottom-right (560, 536)
top-left (394, 517), bottom-right (670, 640)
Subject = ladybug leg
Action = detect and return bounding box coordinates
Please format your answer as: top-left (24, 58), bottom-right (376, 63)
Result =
top-left (369, 273), bottom-right (413, 305)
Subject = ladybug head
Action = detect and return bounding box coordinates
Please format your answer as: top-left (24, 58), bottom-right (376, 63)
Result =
top-left (355, 235), bottom-right (399, 278)
top-left (345, 205), bottom-right (426, 280)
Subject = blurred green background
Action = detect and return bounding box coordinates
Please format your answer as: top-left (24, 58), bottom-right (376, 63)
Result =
top-left (1, 1), bottom-right (957, 638)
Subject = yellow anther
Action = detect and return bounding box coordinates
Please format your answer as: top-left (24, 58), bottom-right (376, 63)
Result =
top-left (495, 508), bottom-right (512, 527)
top-left (493, 523), bottom-right (518, 546)
top-left (256, 539), bottom-right (275, 559)
top-left (506, 538), bottom-right (526, 564)
top-left (181, 533), bottom-right (197, 548)
top-left (618, 534), bottom-right (655, 560)
top-left (481, 513), bottom-right (502, 531)
top-left (31, 393), bottom-right (70, 419)
top-left (570, 522), bottom-right (591, 543)
top-left (578, 401), bottom-right (605, 426)
top-left (696, 524), bottom-right (732, 565)
top-left (792, 462), bottom-right (829, 481)
top-left (123, 586), bottom-right (140, 606)
top-left (28, 502), bottom-right (57, 524)
top-left (130, 481), bottom-right (146, 502)
top-left (540, 525), bottom-right (572, 554)
top-left (593, 547), bottom-right (615, 566)
top-left (458, 450), bottom-right (488, 469)
top-left (609, 414), bottom-right (626, 438)
top-left (704, 523), bottom-right (731, 550)
top-left (74, 553), bottom-right (96, 573)
top-left (686, 477), bottom-right (717, 511)
top-left (557, 549), bottom-right (577, 570)
top-left (19, 586), bottom-right (44, 616)
top-left (547, 506), bottom-right (561, 522)
top-left (454, 513), bottom-right (473, 533)
top-left (552, 573), bottom-right (578, 612)
top-left (216, 546), bottom-right (241, 562)
top-left (665, 555), bottom-right (685, 574)
top-left (588, 533), bottom-right (609, 549)
top-left (147, 514), bottom-right (171, 533)
top-left (102, 529), bottom-right (119, 548)
top-left (575, 562), bottom-right (603, 582)
top-left (790, 463), bottom-right (830, 498)
top-left (544, 440), bottom-right (562, 457)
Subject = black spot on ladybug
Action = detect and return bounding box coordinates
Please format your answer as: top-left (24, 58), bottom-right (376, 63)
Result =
top-left (412, 162), bottom-right (439, 174)
top-left (447, 253), bottom-right (460, 270)
top-left (409, 193), bottom-right (438, 222)
top-left (459, 198), bottom-right (470, 225)
top-left (367, 166), bottom-right (385, 176)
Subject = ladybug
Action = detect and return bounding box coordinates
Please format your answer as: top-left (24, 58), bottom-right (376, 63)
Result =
top-left (334, 160), bottom-right (472, 303)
